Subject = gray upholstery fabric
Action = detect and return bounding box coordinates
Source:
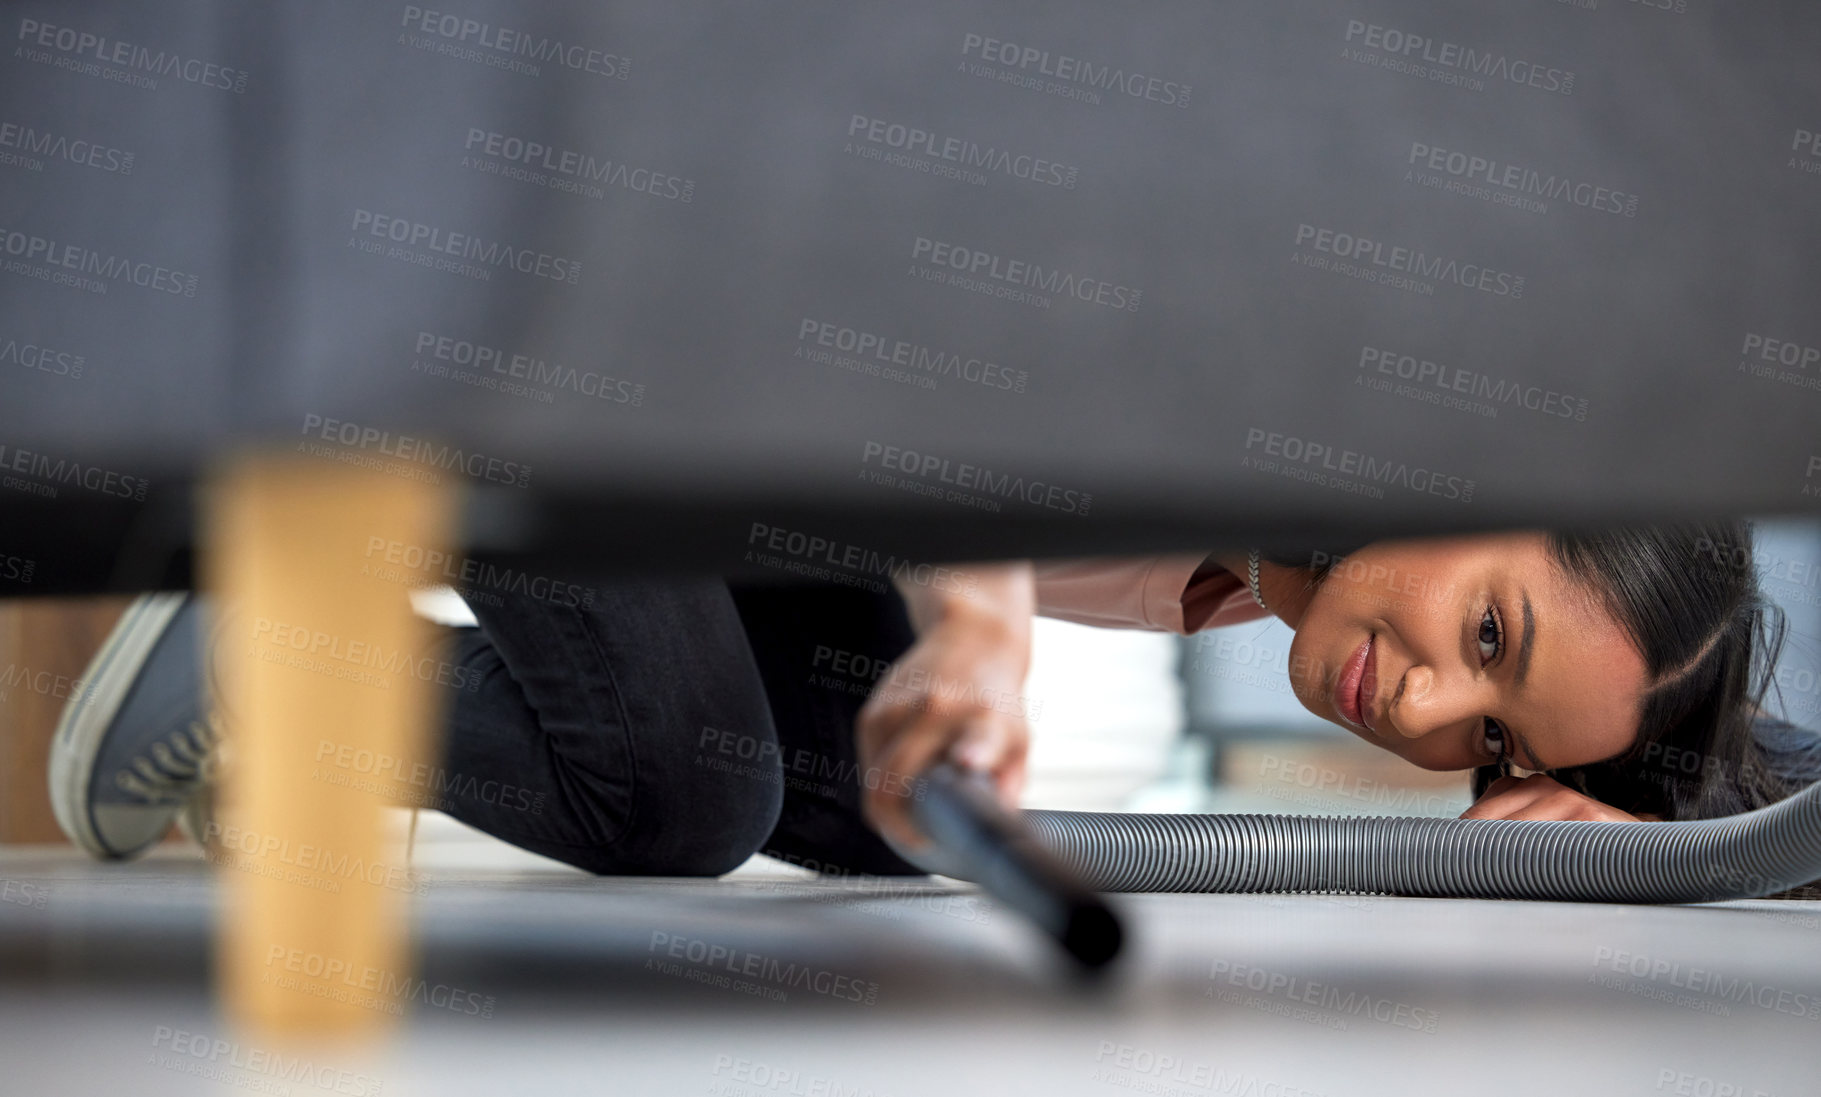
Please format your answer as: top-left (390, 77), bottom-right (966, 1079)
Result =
top-left (3, 2), bottom-right (1817, 582)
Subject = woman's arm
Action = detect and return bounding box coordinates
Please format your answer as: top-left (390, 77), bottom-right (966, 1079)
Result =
top-left (1461, 774), bottom-right (1658, 821)
top-left (855, 561), bottom-right (1035, 851)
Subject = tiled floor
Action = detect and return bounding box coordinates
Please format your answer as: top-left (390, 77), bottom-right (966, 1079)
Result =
top-left (3, 845), bottom-right (1817, 1097)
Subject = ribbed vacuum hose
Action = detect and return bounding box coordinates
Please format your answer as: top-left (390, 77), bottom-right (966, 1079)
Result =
top-left (1023, 778), bottom-right (1821, 902)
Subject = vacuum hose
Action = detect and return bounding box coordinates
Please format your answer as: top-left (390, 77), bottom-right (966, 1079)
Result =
top-left (1023, 780), bottom-right (1821, 901)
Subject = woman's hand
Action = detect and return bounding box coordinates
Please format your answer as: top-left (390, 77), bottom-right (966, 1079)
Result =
top-left (856, 564), bottom-right (1034, 852)
top-left (1461, 774), bottom-right (1648, 822)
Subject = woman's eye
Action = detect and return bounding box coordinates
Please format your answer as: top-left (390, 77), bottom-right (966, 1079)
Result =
top-left (1477, 606), bottom-right (1502, 665)
top-left (1482, 719), bottom-right (1506, 761)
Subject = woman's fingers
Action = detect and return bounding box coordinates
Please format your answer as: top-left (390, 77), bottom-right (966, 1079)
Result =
top-left (853, 608), bottom-right (1035, 854)
top-left (855, 687), bottom-right (916, 772)
top-left (993, 746), bottom-right (1029, 814)
top-left (949, 713), bottom-right (1029, 813)
top-left (855, 701), bottom-right (930, 851)
top-left (865, 714), bottom-right (957, 851)
top-left (949, 712), bottom-right (1009, 772)
top-left (865, 712), bottom-right (955, 850)
top-left (1459, 775), bottom-right (1536, 819)
top-left (865, 708), bottom-right (1029, 851)
top-left (1460, 774), bottom-right (1641, 822)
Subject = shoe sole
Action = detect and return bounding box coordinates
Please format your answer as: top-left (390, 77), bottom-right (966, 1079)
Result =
top-left (48, 592), bottom-right (191, 859)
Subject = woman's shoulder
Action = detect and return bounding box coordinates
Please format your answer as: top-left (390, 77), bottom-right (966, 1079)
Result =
top-left (1032, 554), bottom-right (1268, 634)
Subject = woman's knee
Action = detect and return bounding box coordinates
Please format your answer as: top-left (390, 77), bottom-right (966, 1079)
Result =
top-left (452, 579), bottom-right (788, 875)
top-left (587, 769), bottom-right (783, 876)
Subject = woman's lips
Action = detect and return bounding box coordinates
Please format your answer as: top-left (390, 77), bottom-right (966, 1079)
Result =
top-left (1335, 634), bottom-right (1376, 731)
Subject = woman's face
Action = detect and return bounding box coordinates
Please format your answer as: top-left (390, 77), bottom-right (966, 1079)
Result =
top-left (1284, 532), bottom-right (1650, 772)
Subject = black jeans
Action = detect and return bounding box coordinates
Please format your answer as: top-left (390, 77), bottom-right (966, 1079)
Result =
top-left (433, 578), bottom-right (923, 877)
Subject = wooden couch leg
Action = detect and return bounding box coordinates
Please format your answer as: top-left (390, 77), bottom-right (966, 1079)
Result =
top-left (205, 453), bottom-right (456, 1037)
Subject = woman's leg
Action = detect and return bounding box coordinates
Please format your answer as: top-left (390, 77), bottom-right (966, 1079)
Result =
top-left (730, 581), bottom-right (925, 877)
top-left (437, 577), bottom-right (783, 876)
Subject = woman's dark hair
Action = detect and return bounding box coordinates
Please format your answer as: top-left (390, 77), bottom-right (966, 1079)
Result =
top-left (1463, 522), bottom-right (1820, 826)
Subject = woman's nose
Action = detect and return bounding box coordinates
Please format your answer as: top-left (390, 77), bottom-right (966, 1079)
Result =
top-left (1389, 665), bottom-right (1472, 741)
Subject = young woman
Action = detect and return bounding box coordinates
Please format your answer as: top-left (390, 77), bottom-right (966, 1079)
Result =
top-left (51, 521), bottom-right (1817, 884)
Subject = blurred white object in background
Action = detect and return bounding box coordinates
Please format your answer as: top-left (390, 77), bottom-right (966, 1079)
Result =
top-left (1020, 617), bottom-right (1183, 812)
top-left (409, 584), bottom-right (480, 627)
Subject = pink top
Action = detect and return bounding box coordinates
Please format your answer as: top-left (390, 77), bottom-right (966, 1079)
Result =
top-left (1032, 555), bottom-right (1272, 635)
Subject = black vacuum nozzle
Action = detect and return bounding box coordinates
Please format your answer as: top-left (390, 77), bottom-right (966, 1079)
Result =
top-left (910, 763), bottom-right (1124, 972)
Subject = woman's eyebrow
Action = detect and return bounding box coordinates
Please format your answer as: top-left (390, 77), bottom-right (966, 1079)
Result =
top-left (1514, 589), bottom-right (1536, 688)
top-left (1510, 725), bottom-right (1545, 772)
top-left (1509, 592), bottom-right (1542, 769)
